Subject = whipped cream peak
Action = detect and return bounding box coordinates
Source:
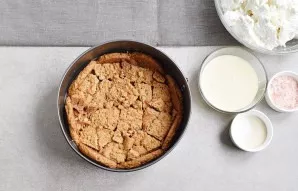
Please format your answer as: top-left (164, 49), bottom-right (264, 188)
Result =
top-left (221, 0), bottom-right (298, 50)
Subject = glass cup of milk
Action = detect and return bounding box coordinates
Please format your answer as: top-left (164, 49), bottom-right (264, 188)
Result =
top-left (198, 47), bottom-right (268, 114)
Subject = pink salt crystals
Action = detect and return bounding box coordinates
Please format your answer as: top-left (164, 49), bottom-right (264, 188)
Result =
top-left (269, 75), bottom-right (298, 110)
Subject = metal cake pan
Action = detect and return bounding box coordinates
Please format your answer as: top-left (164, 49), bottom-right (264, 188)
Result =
top-left (57, 40), bottom-right (191, 172)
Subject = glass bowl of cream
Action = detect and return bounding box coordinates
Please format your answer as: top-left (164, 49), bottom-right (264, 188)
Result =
top-left (214, 0), bottom-right (298, 55)
top-left (198, 47), bottom-right (267, 114)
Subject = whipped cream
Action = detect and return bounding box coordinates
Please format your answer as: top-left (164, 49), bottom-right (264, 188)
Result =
top-left (221, 0), bottom-right (298, 50)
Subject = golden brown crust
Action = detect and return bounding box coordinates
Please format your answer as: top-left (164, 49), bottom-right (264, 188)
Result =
top-left (68, 61), bottom-right (96, 96)
top-left (130, 53), bottom-right (164, 74)
top-left (65, 97), bottom-right (80, 145)
top-left (117, 149), bottom-right (163, 169)
top-left (65, 52), bottom-right (183, 169)
top-left (166, 75), bottom-right (183, 113)
top-left (98, 53), bottom-right (130, 64)
top-left (162, 75), bottom-right (183, 150)
top-left (153, 71), bottom-right (166, 83)
top-left (162, 115), bottom-right (182, 150)
top-left (78, 144), bottom-right (117, 168)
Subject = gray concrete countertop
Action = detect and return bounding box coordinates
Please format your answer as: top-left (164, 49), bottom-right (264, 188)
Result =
top-left (1, 47), bottom-right (297, 191)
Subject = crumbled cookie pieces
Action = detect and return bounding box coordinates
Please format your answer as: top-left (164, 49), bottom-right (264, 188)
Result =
top-left (94, 63), bottom-right (121, 80)
top-left (153, 71), bottom-right (166, 83)
top-left (80, 126), bottom-right (98, 150)
top-left (143, 108), bottom-right (173, 141)
top-left (65, 53), bottom-right (183, 169)
top-left (97, 128), bottom-right (113, 148)
top-left (90, 107), bottom-right (120, 131)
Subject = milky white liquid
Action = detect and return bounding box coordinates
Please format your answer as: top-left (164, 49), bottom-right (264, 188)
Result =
top-left (200, 55), bottom-right (259, 112)
top-left (231, 115), bottom-right (267, 149)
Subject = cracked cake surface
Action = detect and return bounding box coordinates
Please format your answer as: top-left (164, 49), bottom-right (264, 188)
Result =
top-left (65, 52), bottom-right (183, 169)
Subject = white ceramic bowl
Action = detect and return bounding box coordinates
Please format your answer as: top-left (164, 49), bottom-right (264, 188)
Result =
top-left (230, 110), bottom-right (273, 152)
top-left (265, 71), bottom-right (298, 112)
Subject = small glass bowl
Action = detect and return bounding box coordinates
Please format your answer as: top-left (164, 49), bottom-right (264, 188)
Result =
top-left (198, 47), bottom-right (268, 114)
top-left (214, 0), bottom-right (298, 55)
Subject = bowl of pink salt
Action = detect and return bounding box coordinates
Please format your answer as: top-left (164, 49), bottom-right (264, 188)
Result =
top-left (266, 71), bottom-right (298, 112)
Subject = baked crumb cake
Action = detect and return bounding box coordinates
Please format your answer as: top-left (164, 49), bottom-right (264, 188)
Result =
top-left (65, 53), bottom-right (183, 169)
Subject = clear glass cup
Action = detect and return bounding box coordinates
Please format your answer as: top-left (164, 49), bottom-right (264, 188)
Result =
top-left (198, 47), bottom-right (268, 114)
top-left (214, 0), bottom-right (298, 55)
